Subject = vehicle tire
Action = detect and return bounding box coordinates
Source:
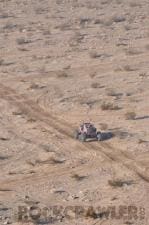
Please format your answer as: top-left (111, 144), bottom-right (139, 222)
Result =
top-left (79, 133), bottom-right (86, 142)
top-left (74, 130), bottom-right (79, 139)
top-left (97, 132), bottom-right (102, 141)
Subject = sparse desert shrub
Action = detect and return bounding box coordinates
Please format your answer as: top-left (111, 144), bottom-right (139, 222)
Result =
top-left (16, 38), bottom-right (31, 45)
top-left (71, 174), bottom-right (87, 181)
top-left (35, 7), bottom-right (46, 14)
top-left (91, 82), bottom-right (101, 88)
top-left (114, 65), bottom-right (123, 72)
top-left (27, 118), bottom-right (36, 123)
top-left (0, 13), bottom-right (9, 19)
top-left (125, 111), bottom-right (136, 120)
top-left (139, 72), bottom-right (147, 78)
top-left (125, 48), bottom-right (142, 55)
top-left (116, 0), bottom-right (123, 4)
top-left (0, 59), bottom-right (4, 66)
top-left (40, 144), bottom-right (53, 152)
top-left (95, 17), bottom-right (113, 26)
top-left (18, 48), bottom-right (29, 52)
top-left (0, 188), bottom-right (12, 192)
top-left (56, 23), bottom-right (70, 31)
top-left (35, 156), bottom-right (65, 165)
top-left (29, 83), bottom-right (40, 89)
top-left (106, 88), bottom-right (117, 96)
top-left (89, 51), bottom-right (102, 58)
top-left (43, 29), bottom-right (51, 35)
top-left (3, 22), bottom-right (17, 30)
top-left (50, 157), bottom-right (65, 164)
top-left (71, 31), bottom-right (84, 44)
top-left (100, 0), bottom-right (109, 5)
top-left (79, 17), bottom-right (90, 26)
top-left (108, 179), bottom-right (133, 187)
top-left (94, 19), bottom-right (101, 24)
top-left (56, 71), bottom-right (68, 78)
top-left (138, 139), bottom-right (146, 144)
top-left (145, 44), bottom-right (149, 50)
top-left (123, 65), bottom-right (136, 71)
top-left (26, 160), bottom-right (36, 166)
top-left (112, 15), bottom-right (126, 23)
top-left (0, 155), bottom-right (9, 160)
top-left (101, 102), bottom-right (120, 110)
top-left (56, 0), bottom-right (62, 4)
top-left (124, 25), bottom-right (132, 31)
top-left (102, 18), bottom-right (113, 26)
top-left (129, 2), bottom-right (141, 7)
top-left (0, 137), bottom-right (9, 141)
top-left (89, 72), bottom-right (96, 78)
top-left (12, 111), bottom-right (23, 116)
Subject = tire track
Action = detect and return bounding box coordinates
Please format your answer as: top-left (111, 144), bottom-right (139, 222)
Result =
top-left (0, 83), bottom-right (149, 183)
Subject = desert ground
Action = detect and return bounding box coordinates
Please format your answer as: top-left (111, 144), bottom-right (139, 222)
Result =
top-left (0, 0), bottom-right (149, 224)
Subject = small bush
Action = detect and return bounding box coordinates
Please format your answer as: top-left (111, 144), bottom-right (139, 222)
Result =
top-left (112, 15), bottom-right (126, 23)
top-left (0, 188), bottom-right (12, 192)
top-left (125, 111), bottom-right (136, 120)
top-left (145, 44), bottom-right (149, 50)
top-left (12, 111), bottom-right (23, 116)
top-left (125, 48), bottom-right (142, 55)
top-left (89, 51), bottom-right (102, 58)
top-left (0, 137), bottom-right (9, 141)
top-left (89, 72), bottom-right (96, 78)
top-left (16, 38), bottom-right (31, 45)
top-left (101, 102), bottom-right (120, 110)
top-left (71, 174), bottom-right (87, 181)
top-left (56, 23), bottom-right (70, 31)
top-left (108, 179), bottom-right (133, 187)
top-left (0, 155), bottom-right (9, 160)
top-left (138, 139), bottom-right (146, 144)
top-left (56, 71), bottom-right (68, 78)
top-left (0, 13), bottom-right (9, 19)
top-left (116, 0), bottom-right (123, 4)
top-left (123, 65), bottom-right (136, 71)
top-left (102, 19), bottom-right (113, 26)
top-left (124, 25), bottom-right (132, 31)
top-left (50, 157), bottom-right (66, 164)
top-left (3, 22), bottom-right (17, 30)
top-left (106, 88), bottom-right (117, 96)
top-left (94, 19), bottom-right (101, 24)
top-left (29, 83), bottom-right (40, 90)
top-left (100, 0), bottom-right (109, 5)
top-left (0, 59), bottom-right (4, 66)
top-left (91, 82), bottom-right (101, 88)
top-left (129, 2), bottom-right (141, 7)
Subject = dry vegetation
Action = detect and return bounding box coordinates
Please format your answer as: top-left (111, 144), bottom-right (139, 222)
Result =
top-left (125, 111), bottom-right (136, 120)
top-left (0, 0), bottom-right (149, 224)
top-left (101, 102), bottom-right (120, 110)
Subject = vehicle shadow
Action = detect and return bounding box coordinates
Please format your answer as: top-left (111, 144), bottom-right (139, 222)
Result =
top-left (86, 132), bottom-right (114, 142)
top-left (101, 132), bottom-right (114, 141)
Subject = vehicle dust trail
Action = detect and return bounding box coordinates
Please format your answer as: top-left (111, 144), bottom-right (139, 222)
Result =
top-left (0, 83), bottom-right (149, 183)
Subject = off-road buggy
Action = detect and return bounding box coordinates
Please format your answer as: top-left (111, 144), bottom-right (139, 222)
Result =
top-left (74, 122), bottom-right (102, 142)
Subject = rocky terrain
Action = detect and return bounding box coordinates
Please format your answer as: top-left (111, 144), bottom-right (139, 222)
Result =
top-left (0, 0), bottom-right (149, 224)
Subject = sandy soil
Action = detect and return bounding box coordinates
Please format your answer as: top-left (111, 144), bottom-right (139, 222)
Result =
top-left (0, 0), bottom-right (149, 224)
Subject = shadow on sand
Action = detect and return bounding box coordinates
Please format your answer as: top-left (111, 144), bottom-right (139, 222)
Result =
top-left (86, 132), bottom-right (114, 142)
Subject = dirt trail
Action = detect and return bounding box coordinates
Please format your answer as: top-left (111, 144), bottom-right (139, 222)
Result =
top-left (0, 83), bottom-right (149, 184)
